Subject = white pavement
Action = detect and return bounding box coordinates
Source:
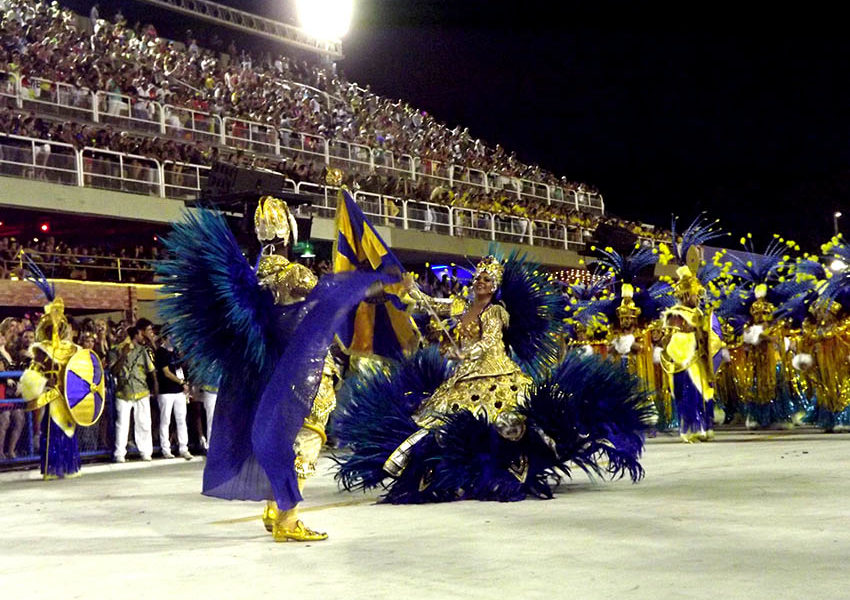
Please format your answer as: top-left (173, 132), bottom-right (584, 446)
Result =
top-left (2, 429), bottom-right (849, 600)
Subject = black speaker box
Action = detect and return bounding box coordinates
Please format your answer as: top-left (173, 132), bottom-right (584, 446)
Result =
top-left (588, 223), bottom-right (638, 256)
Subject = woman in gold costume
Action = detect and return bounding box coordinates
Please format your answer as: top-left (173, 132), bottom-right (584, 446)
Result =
top-left (412, 257), bottom-right (531, 430)
top-left (336, 252), bottom-right (652, 504)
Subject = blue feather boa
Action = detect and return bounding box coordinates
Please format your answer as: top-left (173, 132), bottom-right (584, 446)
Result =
top-left (333, 348), bottom-right (652, 504)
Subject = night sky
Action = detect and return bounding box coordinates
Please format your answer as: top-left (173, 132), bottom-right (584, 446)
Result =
top-left (77, 1), bottom-right (850, 250)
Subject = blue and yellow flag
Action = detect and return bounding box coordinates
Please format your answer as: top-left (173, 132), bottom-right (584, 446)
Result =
top-left (333, 188), bottom-right (420, 357)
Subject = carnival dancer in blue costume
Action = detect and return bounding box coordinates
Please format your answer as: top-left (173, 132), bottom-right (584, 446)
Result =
top-left (18, 257), bottom-right (105, 479)
top-left (335, 250), bottom-right (653, 504)
top-left (780, 241), bottom-right (850, 431)
top-left (579, 245), bottom-right (676, 429)
top-left (715, 236), bottom-right (806, 429)
top-left (658, 215), bottom-right (726, 443)
top-left (157, 194), bottom-right (397, 542)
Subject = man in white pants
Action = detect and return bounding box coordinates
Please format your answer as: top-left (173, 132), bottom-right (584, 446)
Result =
top-left (155, 331), bottom-right (192, 460)
top-left (111, 325), bottom-right (156, 462)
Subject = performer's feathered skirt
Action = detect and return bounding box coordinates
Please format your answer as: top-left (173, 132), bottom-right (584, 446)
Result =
top-left (334, 347), bottom-right (652, 504)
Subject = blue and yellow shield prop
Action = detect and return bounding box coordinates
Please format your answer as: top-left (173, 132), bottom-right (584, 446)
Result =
top-left (63, 348), bottom-right (106, 427)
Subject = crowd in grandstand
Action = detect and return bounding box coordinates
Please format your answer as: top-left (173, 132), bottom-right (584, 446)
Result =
top-left (0, 234), bottom-right (159, 281)
top-left (0, 0), bottom-right (672, 244)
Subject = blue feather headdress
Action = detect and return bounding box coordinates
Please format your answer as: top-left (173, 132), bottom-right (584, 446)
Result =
top-left (562, 273), bottom-right (614, 339)
top-left (669, 213), bottom-right (725, 267)
top-left (484, 247), bottom-right (566, 380)
top-left (21, 252), bottom-right (56, 303)
top-left (812, 237), bottom-right (850, 315)
top-left (586, 244), bottom-right (674, 325)
top-left (717, 235), bottom-right (798, 332)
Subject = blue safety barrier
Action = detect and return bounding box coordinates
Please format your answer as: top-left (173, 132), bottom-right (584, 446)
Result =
top-left (0, 369), bottom-right (116, 469)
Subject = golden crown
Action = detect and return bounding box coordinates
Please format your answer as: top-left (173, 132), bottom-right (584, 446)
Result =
top-left (474, 255), bottom-right (504, 288)
top-left (674, 265), bottom-right (704, 299)
top-left (616, 296), bottom-right (641, 321)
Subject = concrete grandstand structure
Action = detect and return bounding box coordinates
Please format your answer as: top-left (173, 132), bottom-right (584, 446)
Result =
top-left (0, 0), bottom-right (655, 285)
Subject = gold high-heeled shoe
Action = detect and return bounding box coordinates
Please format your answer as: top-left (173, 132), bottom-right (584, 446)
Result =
top-left (262, 502), bottom-right (278, 533)
top-left (273, 519), bottom-right (328, 542)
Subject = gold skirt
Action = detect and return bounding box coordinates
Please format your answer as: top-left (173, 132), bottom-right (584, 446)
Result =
top-left (413, 368), bottom-right (531, 428)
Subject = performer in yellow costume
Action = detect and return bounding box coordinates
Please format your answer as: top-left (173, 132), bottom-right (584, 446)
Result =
top-left (18, 263), bottom-right (104, 479)
top-left (412, 256), bottom-right (531, 430)
top-left (660, 266), bottom-right (721, 442)
top-left (609, 284), bottom-right (662, 427)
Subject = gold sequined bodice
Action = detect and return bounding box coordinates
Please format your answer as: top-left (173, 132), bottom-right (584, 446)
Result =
top-left (454, 315), bottom-right (481, 347)
top-left (415, 303), bottom-right (531, 427)
top-left (258, 255), bottom-right (318, 305)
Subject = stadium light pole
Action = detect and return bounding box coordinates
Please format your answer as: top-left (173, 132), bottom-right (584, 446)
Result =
top-left (834, 211), bottom-right (842, 237)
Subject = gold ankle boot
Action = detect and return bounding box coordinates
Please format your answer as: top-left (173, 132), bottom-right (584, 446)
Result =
top-left (273, 519), bottom-right (328, 542)
top-left (262, 502), bottom-right (279, 533)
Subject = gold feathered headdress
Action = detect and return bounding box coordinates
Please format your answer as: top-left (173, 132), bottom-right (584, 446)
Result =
top-left (254, 196), bottom-right (298, 246)
top-left (474, 255), bottom-right (504, 289)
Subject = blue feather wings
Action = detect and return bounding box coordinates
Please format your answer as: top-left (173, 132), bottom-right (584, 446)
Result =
top-left (155, 208), bottom-right (282, 386)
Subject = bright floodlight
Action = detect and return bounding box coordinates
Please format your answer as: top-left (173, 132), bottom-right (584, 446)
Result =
top-left (836, 211), bottom-right (843, 218)
top-left (830, 259), bottom-right (847, 272)
top-left (296, 0), bottom-right (353, 40)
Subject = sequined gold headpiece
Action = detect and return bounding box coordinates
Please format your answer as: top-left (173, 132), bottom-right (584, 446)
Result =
top-left (325, 168), bottom-right (344, 186)
top-left (257, 254), bottom-right (290, 287)
top-left (36, 296), bottom-right (71, 347)
top-left (616, 284), bottom-right (641, 321)
top-left (674, 265), bottom-right (704, 300)
top-left (254, 196), bottom-right (298, 246)
top-left (474, 255), bottom-right (504, 289)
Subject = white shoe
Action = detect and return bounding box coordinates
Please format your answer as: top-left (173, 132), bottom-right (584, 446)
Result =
top-left (200, 436), bottom-right (208, 451)
top-left (179, 451), bottom-right (194, 461)
top-left (114, 456), bottom-right (126, 463)
top-left (141, 455), bottom-right (152, 462)
top-left (162, 451), bottom-right (175, 459)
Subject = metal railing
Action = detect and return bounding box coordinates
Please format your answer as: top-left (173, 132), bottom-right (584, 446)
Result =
top-left (163, 104), bottom-right (222, 144)
top-left (163, 160), bottom-right (211, 199)
top-left (0, 71), bottom-right (20, 106)
top-left (20, 77), bottom-right (94, 120)
top-left (81, 147), bottom-right (161, 196)
top-left (3, 73), bottom-right (606, 216)
top-left (0, 371), bottom-right (37, 466)
top-left (0, 133), bottom-right (79, 186)
top-left (7, 249), bottom-right (156, 283)
top-left (0, 133), bottom-right (589, 252)
top-left (95, 91), bottom-right (162, 133)
top-left (224, 116), bottom-right (279, 155)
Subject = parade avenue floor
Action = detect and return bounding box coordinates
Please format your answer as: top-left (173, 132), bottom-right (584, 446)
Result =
top-left (2, 429), bottom-right (849, 600)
